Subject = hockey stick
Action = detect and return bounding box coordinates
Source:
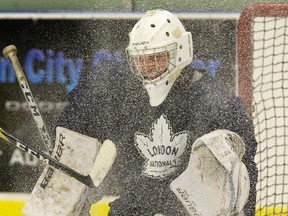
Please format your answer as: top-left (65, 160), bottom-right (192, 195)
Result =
top-left (0, 128), bottom-right (116, 188)
top-left (3, 45), bottom-right (53, 154)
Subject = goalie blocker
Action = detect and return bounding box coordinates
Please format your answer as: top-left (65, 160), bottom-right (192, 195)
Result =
top-left (170, 129), bottom-right (250, 216)
top-left (22, 127), bottom-right (116, 216)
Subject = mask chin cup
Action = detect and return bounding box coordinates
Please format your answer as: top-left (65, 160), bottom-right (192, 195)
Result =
top-left (144, 77), bottom-right (173, 106)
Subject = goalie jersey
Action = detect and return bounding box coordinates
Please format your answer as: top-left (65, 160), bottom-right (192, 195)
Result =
top-left (56, 60), bottom-right (258, 216)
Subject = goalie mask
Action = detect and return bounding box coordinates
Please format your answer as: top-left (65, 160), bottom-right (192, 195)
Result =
top-left (126, 9), bottom-right (193, 106)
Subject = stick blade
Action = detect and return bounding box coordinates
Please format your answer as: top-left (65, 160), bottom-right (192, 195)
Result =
top-left (90, 139), bottom-right (117, 187)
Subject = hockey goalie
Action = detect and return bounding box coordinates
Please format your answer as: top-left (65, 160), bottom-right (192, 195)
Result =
top-left (15, 9), bottom-right (257, 216)
top-left (20, 128), bottom-right (249, 216)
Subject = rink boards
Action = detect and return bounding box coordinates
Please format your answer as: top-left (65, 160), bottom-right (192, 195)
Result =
top-left (0, 193), bottom-right (112, 216)
top-left (0, 193), bottom-right (287, 216)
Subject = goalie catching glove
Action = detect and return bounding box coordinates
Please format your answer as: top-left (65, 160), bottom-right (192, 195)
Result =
top-left (170, 129), bottom-right (250, 216)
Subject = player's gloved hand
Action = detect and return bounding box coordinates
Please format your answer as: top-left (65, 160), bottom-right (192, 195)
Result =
top-left (170, 129), bottom-right (250, 216)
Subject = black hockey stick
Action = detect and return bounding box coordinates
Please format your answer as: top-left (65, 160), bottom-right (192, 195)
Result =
top-left (0, 128), bottom-right (116, 188)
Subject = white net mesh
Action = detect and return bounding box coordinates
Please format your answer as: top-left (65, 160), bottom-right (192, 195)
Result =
top-left (252, 16), bottom-right (288, 215)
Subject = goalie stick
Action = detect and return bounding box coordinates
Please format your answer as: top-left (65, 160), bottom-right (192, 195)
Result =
top-left (0, 127), bottom-right (116, 188)
top-left (3, 45), bottom-right (53, 154)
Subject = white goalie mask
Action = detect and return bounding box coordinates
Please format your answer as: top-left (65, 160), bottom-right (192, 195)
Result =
top-left (126, 9), bottom-right (193, 106)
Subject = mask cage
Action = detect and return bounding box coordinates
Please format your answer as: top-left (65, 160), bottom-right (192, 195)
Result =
top-left (126, 43), bottom-right (177, 83)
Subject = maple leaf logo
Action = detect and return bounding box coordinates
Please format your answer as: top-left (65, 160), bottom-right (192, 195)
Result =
top-left (135, 114), bottom-right (188, 179)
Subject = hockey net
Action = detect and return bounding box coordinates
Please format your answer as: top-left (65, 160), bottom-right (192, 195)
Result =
top-left (237, 3), bottom-right (288, 216)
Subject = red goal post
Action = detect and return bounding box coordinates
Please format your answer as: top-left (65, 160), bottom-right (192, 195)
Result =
top-left (237, 3), bottom-right (288, 216)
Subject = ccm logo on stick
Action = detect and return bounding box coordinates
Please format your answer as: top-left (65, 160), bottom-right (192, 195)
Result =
top-left (16, 141), bottom-right (49, 164)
